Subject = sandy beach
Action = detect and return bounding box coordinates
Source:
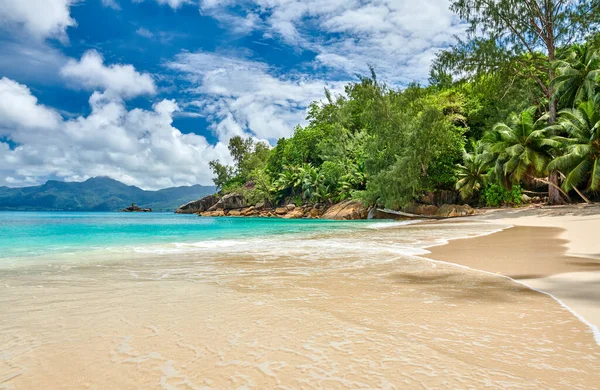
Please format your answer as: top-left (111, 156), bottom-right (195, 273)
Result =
top-left (1, 212), bottom-right (599, 388)
top-left (425, 204), bottom-right (600, 338)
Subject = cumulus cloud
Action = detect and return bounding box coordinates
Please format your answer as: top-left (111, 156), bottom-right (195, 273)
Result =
top-left (0, 0), bottom-right (76, 41)
top-left (0, 77), bottom-right (230, 189)
top-left (60, 50), bottom-right (157, 99)
top-left (200, 0), bottom-right (466, 84)
top-left (0, 77), bottom-right (62, 131)
top-left (166, 51), bottom-right (345, 141)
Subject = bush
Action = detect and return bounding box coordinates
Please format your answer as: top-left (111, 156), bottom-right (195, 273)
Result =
top-left (481, 184), bottom-right (523, 207)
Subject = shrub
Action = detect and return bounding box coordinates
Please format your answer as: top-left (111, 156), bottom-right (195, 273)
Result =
top-left (481, 184), bottom-right (522, 207)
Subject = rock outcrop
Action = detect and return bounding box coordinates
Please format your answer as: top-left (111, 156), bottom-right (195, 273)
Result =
top-left (435, 204), bottom-right (475, 218)
top-left (403, 203), bottom-right (439, 216)
top-left (321, 200), bottom-right (368, 220)
top-left (175, 194), bottom-right (218, 214)
top-left (121, 203), bottom-right (151, 212)
top-left (208, 193), bottom-right (245, 211)
top-left (192, 194), bottom-right (477, 220)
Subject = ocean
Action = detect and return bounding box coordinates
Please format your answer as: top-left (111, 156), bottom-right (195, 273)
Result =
top-left (1, 212), bottom-right (599, 388)
top-left (0, 212), bottom-right (382, 263)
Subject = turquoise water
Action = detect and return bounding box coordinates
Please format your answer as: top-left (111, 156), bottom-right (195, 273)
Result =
top-left (0, 212), bottom-right (375, 260)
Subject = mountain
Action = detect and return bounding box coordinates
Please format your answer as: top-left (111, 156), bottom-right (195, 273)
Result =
top-left (0, 177), bottom-right (216, 211)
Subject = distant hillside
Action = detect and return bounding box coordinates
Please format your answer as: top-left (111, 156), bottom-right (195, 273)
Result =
top-left (0, 177), bottom-right (216, 211)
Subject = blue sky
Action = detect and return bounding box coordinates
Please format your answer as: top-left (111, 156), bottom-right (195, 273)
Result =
top-left (0, 0), bottom-right (466, 189)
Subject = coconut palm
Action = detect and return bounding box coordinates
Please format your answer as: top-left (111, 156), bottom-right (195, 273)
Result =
top-left (455, 145), bottom-right (494, 200)
top-left (553, 44), bottom-right (600, 108)
top-left (484, 107), bottom-right (560, 186)
top-left (548, 100), bottom-right (600, 193)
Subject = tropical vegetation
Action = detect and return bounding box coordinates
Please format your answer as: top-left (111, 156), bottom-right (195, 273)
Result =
top-left (210, 1), bottom-right (600, 210)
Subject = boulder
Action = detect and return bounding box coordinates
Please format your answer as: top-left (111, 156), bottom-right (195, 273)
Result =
top-left (282, 209), bottom-right (305, 219)
top-left (228, 210), bottom-right (243, 217)
top-left (309, 208), bottom-right (321, 218)
top-left (241, 206), bottom-right (256, 216)
top-left (404, 203), bottom-right (438, 216)
top-left (322, 200), bottom-right (368, 220)
top-left (200, 210), bottom-right (226, 217)
top-left (419, 191), bottom-right (459, 206)
top-left (435, 204), bottom-right (475, 218)
top-left (209, 193), bottom-right (245, 211)
top-left (175, 194), bottom-right (218, 214)
top-left (286, 203), bottom-right (296, 211)
top-left (275, 207), bottom-right (288, 215)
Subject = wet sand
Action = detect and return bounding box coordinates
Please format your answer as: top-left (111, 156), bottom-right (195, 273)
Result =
top-left (425, 226), bottom-right (600, 279)
top-left (425, 206), bottom-right (600, 334)
top-left (1, 221), bottom-right (600, 388)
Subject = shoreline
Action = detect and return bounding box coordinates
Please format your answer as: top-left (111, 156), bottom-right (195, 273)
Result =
top-left (422, 205), bottom-right (600, 344)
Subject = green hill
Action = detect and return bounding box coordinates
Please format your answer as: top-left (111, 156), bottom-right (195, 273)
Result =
top-left (0, 177), bottom-right (215, 211)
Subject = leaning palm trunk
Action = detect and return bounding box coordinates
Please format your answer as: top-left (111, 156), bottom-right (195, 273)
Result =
top-left (558, 172), bottom-right (592, 204)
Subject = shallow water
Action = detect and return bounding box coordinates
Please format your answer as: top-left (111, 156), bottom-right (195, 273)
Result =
top-left (0, 214), bottom-right (599, 389)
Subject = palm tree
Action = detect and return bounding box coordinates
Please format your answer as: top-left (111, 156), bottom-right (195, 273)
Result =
top-left (485, 107), bottom-right (560, 186)
top-left (455, 145), bottom-right (493, 200)
top-left (548, 100), bottom-right (600, 194)
top-left (553, 44), bottom-right (600, 108)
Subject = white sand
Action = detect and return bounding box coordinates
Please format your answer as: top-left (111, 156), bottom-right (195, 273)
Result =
top-left (481, 207), bottom-right (600, 330)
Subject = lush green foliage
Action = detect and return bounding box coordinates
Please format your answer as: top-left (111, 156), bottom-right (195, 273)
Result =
top-left (481, 184), bottom-right (523, 207)
top-left (548, 100), bottom-right (600, 192)
top-left (209, 4), bottom-right (600, 209)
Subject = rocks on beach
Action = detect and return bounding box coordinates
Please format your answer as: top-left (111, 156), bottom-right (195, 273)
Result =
top-left (177, 190), bottom-right (477, 220)
top-left (175, 194), bottom-right (218, 214)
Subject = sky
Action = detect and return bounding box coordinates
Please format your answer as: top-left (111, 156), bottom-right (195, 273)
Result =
top-left (0, 0), bottom-right (466, 189)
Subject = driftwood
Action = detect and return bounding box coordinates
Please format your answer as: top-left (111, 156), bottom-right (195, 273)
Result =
top-left (377, 208), bottom-right (448, 220)
top-left (522, 190), bottom-right (548, 196)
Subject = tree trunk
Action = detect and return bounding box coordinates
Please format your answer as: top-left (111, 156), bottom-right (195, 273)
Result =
top-left (548, 170), bottom-right (565, 205)
top-left (545, 14), bottom-right (562, 205)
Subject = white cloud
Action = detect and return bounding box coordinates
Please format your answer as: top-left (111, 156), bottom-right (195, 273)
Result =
top-left (167, 51), bottom-right (345, 141)
top-left (0, 77), bottom-right (62, 131)
top-left (0, 40), bottom-right (68, 85)
top-left (133, 0), bottom-right (193, 9)
top-left (136, 27), bottom-right (154, 38)
top-left (201, 0), bottom-right (467, 84)
top-left (0, 0), bottom-right (76, 41)
top-left (156, 0), bottom-right (192, 8)
top-left (60, 50), bottom-right (157, 99)
top-left (102, 0), bottom-right (121, 10)
top-left (0, 77), bottom-right (231, 189)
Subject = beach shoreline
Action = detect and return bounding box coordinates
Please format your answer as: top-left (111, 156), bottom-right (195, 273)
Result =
top-left (1, 209), bottom-right (600, 388)
top-left (423, 204), bottom-right (600, 342)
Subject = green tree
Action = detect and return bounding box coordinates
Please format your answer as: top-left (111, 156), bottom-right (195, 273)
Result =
top-left (456, 147), bottom-right (493, 200)
top-left (208, 160), bottom-right (233, 190)
top-left (548, 100), bottom-right (600, 193)
top-left (485, 107), bottom-right (559, 185)
top-left (228, 136), bottom-right (255, 175)
top-left (553, 44), bottom-right (600, 108)
top-left (438, 0), bottom-right (600, 203)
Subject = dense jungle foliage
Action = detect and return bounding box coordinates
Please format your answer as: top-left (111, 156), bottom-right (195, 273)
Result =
top-left (210, 1), bottom-right (600, 209)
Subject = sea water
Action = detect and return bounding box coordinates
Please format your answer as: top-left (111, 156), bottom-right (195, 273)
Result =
top-left (0, 212), bottom-right (377, 262)
top-left (1, 212), bottom-right (599, 388)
